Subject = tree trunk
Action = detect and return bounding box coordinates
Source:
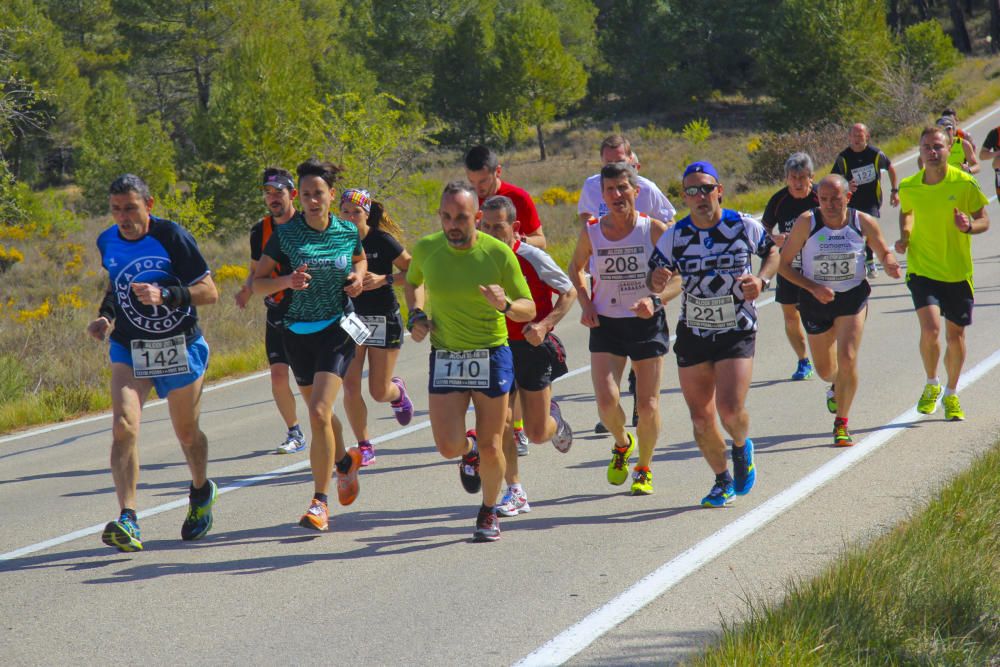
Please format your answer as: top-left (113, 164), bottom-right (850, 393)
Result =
top-left (991, 0), bottom-right (1000, 53)
top-left (915, 0), bottom-right (930, 20)
top-left (947, 0), bottom-right (974, 53)
top-left (536, 124), bottom-right (547, 161)
top-left (888, 0), bottom-right (900, 32)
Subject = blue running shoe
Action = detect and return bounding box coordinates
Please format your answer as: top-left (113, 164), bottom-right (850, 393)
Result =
top-left (701, 477), bottom-right (735, 508)
top-left (102, 513), bottom-right (143, 552)
top-left (181, 479), bottom-right (217, 541)
top-left (732, 439), bottom-right (756, 496)
top-left (791, 358), bottom-right (814, 381)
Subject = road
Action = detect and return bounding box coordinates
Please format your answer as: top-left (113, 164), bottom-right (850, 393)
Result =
top-left (3, 105), bottom-right (1000, 666)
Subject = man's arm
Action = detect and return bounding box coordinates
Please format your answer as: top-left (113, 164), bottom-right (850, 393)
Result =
top-left (963, 139), bottom-right (980, 174)
top-left (886, 162), bottom-right (900, 207)
top-left (522, 226), bottom-right (546, 249)
top-left (896, 209), bottom-right (914, 253)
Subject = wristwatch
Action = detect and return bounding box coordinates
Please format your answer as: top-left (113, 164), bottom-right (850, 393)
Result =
top-left (759, 276), bottom-right (771, 290)
top-left (385, 274), bottom-right (394, 286)
top-left (160, 287), bottom-right (172, 305)
top-left (648, 294), bottom-right (662, 311)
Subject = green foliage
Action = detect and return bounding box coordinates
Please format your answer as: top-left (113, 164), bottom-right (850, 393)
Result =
top-left (0, 354), bottom-right (29, 405)
top-left (0, 161), bottom-right (28, 226)
top-left (682, 118), bottom-right (712, 146)
top-left (157, 185), bottom-right (215, 240)
top-left (759, 0), bottom-right (894, 127)
top-left (75, 73), bottom-right (176, 212)
top-left (487, 110), bottom-right (526, 149)
top-left (901, 20), bottom-right (962, 84)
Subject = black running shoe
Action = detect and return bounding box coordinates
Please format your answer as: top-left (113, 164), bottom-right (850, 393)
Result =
top-left (459, 429), bottom-right (481, 494)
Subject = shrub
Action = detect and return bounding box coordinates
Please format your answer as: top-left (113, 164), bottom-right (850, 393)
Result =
top-left (0, 244), bottom-right (24, 272)
top-left (539, 186), bottom-right (579, 206)
top-left (748, 123), bottom-right (847, 185)
top-left (0, 355), bottom-right (29, 405)
top-left (901, 21), bottom-right (961, 85)
top-left (214, 264), bottom-right (249, 283)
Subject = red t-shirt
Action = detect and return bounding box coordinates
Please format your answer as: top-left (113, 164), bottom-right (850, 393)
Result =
top-left (504, 240), bottom-right (572, 340)
top-left (480, 180), bottom-right (542, 235)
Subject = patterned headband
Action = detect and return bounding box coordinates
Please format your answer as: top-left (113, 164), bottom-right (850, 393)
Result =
top-left (341, 188), bottom-right (372, 213)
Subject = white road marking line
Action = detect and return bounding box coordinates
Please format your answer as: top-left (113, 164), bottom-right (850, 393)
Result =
top-left (514, 346), bottom-right (1000, 666)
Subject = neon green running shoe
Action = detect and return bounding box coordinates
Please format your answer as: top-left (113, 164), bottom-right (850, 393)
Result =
top-left (630, 467), bottom-right (653, 495)
top-left (102, 514), bottom-right (143, 552)
top-left (916, 383), bottom-right (942, 415)
top-left (942, 394), bottom-right (965, 421)
top-left (607, 432), bottom-right (635, 486)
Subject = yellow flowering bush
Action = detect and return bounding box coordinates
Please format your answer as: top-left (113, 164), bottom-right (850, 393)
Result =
top-left (214, 264), bottom-right (248, 283)
top-left (13, 299), bottom-right (51, 324)
top-left (57, 288), bottom-right (86, 310)
top-left (0, 244), bottom-right (24, 273)
top-left (539, 187), bottom-right (580, 206)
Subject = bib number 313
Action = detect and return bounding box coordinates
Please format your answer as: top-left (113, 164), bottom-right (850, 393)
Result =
top-left (433, 349), bottom-right (490, 389)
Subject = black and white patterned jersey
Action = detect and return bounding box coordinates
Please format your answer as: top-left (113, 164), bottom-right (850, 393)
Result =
top-left (650, 209), bottom-right (774, 336)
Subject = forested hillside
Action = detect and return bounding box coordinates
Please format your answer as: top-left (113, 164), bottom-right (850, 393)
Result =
top-left (0, 0), bottom-right (997, 234)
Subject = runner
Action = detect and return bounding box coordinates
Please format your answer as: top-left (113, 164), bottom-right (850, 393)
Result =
top-left (761, 152), bottom-right (820, 381)
top-left (777, 174), bottom-right (901, 446)
top-left (977, 120), bottom-right (1000, 196)
top-left (568, 161), bottom-right (679, 496)
top-left (831, 123), bottom-right (899, 279)
top-left (577, 134), bottom-right (676, 433)
top-left (87, 173), bottom-right (220, 552)
top-left (896, 126), bottom-right (990, 421)
top-left (251, 159), bottom-right (367, 531)
top-left (404, 181), bottom-right (535, 541)
top-left (234, 168), bottom-right (306, 454)
top-left (338, 188), bottom-right (416, 467)
top-left (648, 161), bottom-right (777, 507)
top-left (941, 108), bottom-right (977, 152)
top-left (480, 194), bottom-right (576, 517)
top-left (464, 144), bottom-right (546, 248)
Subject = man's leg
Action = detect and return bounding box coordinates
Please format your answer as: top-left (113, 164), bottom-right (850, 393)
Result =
top-left (166, 374), bottom-right (209, 489)
top-left (270, 362), bottom-right (299, 430)
top-left (519, 385), bottom-right (555, 444)
top-left (781, 303), bottom-right (809, 362)
top-left (428, 391), bottom-right (474, 459)
top-left (832, 310), bottom-right (866, 419)
top-left (470, 391), bottom-right (509, 509)
top-left (714, 357), bottom-right (754, 446)
top-left (677, 362), bottom-right (726, 474)
top-left (915, 305), bottom-right (943, 380)
top-left (943, 320), bottom-right (967, 392)
top-left (631, 355), bottom-right (664, 469)
top-left (109, 363), bottom-right (152, 511)
top-left (502, 391), bottom-right (518, 486)
top-left (590, 352), bottom-right (628, 446)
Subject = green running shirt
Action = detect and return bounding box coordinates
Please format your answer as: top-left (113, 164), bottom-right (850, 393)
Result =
top-left (407, 231), bottom-right (532, 350)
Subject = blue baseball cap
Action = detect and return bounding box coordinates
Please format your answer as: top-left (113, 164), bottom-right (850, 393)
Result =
top-left (682, 161), bottom-right (720, 182)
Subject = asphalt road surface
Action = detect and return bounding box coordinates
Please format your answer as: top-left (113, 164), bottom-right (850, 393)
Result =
top-left (4, 104), bottom-right (1000, 666)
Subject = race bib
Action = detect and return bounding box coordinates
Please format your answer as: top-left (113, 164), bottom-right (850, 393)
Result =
top-left (130, 335), bottom-right (189, 378)
top-left (598, 247), bottom-right (646, 306)
top-left (359, 315), bottom-right (386, 347)
top-left (851, 164), bottom-right (877, 185)
top-left (686, 294), bottom-right (738, 330)
top-left (616, 277), bottom-right (647, 307)
top-left (433, 349), bottom-right (490, 389)
top-left (814, 253), bottom-right (856, 282)
top-left (340, 312), bottom-right (372, 345)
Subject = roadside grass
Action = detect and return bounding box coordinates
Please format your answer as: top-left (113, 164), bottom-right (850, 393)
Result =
top-left (686, 442), bottom-right (1000, 667)
top-left (4, 56), bottom-right (1000, 434)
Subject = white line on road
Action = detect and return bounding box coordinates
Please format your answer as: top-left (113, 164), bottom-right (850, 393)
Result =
top-left (514, 345), bottom-right (1000, 666)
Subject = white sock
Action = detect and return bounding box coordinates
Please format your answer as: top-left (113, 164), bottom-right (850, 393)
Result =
top-left (943, 387), bottom-right (956, 397)
top-left (927, 377), bottom-right (940, 386)
top-left (510, 483), bottom-right (524, 495)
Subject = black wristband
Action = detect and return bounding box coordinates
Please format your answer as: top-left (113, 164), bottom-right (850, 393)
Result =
top-left (99, 290), bottom-right (116, 321)
top-left (163, 285), bottom-right (192, 308)
top-left (406, 308), bottom-right (428, 331)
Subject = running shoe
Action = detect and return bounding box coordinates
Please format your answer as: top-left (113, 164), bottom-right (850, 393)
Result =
top-left (607, 432), bottom-right (636, 486)
top-left (359, 442), bottom-right (376, 467)
top-left (181, 479), bottom-right (218, 541)
top-left (275, 431), bottom-right (306, 454)
top-left (917, 383), bottom-right (943, 414)
top-left (496, 488), bottom-right (531, 517)
top-left (298, 498), bottom-right (329, 531)
top-left (459, 430), bottom-right (482, 494)
top-left (826, 385), bottom-right (837, 414)
top-left (514, 428), bottom-right (529, 456)
top-left (833, 420), bottom-right (853, 447)
top-left (550, 400), bottom-right (574, 453)
top-left (473, 506), bottom-right (500, 542)
top-left (630, 467), bottom-right (654, 495)
top-left (336, 447), bottom-right (362, 506)
top-left (732, 439), bottom-right (756, 495)
top-left (102, 513), bottom-right (143, 552)
top-left (943, 394), bottom-right (965, 421)
top-left (701, 477), bottom-right (735, 508)
top-left (594, 421), bottom-right (609, 434)
top-left (390, 376), bottom-right (414, 425)
top-left (792, 358), bottom-right (815, 381)
top-left (866, 260), bottom-right (879, 279)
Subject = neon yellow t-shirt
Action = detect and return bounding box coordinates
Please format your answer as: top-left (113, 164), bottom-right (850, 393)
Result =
top-left (898, 165), bottom-right (989, 285)
top-left (407, 230), bottom-right (532, 350)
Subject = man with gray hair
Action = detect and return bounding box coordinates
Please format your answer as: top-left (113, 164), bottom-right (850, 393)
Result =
top-left (480, 194), bottom-right (577, 517)
top-left (832, 123), bottom-right (899, 278)
top-left (762, 152), bottom-right (820, 381)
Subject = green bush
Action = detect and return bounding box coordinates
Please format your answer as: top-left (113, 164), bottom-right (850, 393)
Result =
top-left (0, 354), bottom-right (29, 405)
top-left (901, 21), bottom-right (962, 85)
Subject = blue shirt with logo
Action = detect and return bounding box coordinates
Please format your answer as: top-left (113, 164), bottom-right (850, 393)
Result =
top-left (97, 216), bottom-right (210, 345)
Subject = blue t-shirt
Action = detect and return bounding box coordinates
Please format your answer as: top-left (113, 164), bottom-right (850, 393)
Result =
top-left (96, 216), bottom-right (211, 345)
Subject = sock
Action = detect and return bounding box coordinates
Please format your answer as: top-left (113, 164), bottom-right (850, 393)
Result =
top-left (715, 470), bottom-right (733, 484)
top-left (335, 453), bottom-right (353, 474)
top-left (121, 508), bottom-right (138, 522)
top-left (358, 439), bottom-right (371, 447)
top-left (513, 419), bottom-right (524, 431)
top-left (835, 417), bottom-right (848, 426)
top-left (943, 387), bottom-right (956, 397)
top-left (313, 492), bottom-right (328, 504)
top-left (289, 424), bottom-right (302, 435)
top-left (927, 377), bottom-right (939, 386)
top-left (510, 483), bottom-right (524, 495)
top-left (482, 503), bottom-right (495, 514)
top-left (189, 480), bottom-right (212, 503)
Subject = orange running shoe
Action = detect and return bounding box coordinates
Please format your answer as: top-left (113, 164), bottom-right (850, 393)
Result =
top-left (299, 498), bottom-right (329, 531)
top-left (337, 447), bottom-right (363, 506)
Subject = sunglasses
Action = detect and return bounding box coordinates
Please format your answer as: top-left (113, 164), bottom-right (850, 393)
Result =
top-left (683, 184), bottom-right (720, 197)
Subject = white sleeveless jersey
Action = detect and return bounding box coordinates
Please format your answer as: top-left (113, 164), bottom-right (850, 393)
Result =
top-left (586, 213), bottom-right (653, 318)
top-left (800, 208), bottom-right (866, 292)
